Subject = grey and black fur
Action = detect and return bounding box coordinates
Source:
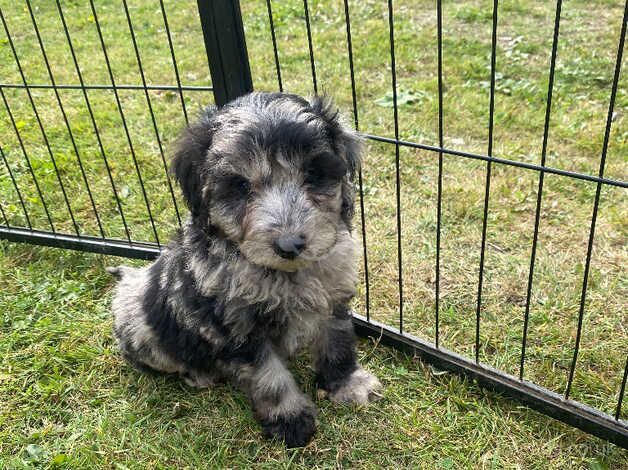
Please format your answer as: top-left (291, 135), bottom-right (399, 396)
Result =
top-left (108, 92), bottom-right (382, 448)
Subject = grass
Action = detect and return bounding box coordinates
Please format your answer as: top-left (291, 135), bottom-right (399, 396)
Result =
top-left (1, 242), bottom-right (627, 469)
top-left (0, 0), bottom-right (626, 467)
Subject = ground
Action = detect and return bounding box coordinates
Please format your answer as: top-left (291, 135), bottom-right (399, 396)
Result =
top-left (0, 243), bottom-right (626, 468)
top-left (0, 0), bottom-right (626, 467)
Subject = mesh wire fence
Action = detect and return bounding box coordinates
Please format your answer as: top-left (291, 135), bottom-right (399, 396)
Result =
top-left (0, 0), bottom-right (626, 446)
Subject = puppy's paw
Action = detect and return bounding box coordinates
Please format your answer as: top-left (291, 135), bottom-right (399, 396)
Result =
top-left (259, 403), bottom-right (317, 448)
top-left (327, 367), bottom-right (382, 405)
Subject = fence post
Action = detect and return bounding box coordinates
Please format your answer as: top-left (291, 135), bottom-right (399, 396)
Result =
top-left (197, 0), bottom-right (253, 106)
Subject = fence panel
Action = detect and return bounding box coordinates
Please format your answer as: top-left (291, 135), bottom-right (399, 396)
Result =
top-left (0, 0), bottom-right (626, 448)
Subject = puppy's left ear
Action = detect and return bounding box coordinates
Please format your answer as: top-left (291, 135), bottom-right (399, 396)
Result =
top-left (309, 96), bottom-right (364, 228)
top-left (171, 106), bottom-right (218, 224)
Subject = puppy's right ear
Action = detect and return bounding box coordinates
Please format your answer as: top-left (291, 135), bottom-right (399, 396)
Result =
top-left (171, 106), bottom-right (217, 220)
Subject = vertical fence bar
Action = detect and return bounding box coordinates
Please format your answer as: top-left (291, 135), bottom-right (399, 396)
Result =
top-left (89, 0), bottom-right (160, 246)
top-left (564, 0), bottom-right (627, 400)
top-left (343, 0), bottom-right (370, 321)
top-left (519, 0), bottom-right (563, 380)
top-left (435, 0), bottom-right (444, 348)
top-left (616, 355), bottom-right (628, 420)
top-left (55, 0), bottom-right (132, 244)
top-left (386, 0), bottom-right (404, 333)
top-left (197, 0), bottom-right (253, 106)
top-left (0, 88), bottom-right (55, 232)
top-left (0, 7), bottom-right (80, 236)
top-left (266, 0), bottom-right (283, 92)
top-left (475, 0), bottom-right (499, 364)
top-left (0, 0), bottom-right (624, 448)
top-left (0, 144), bottom-right (32, 229)
top-left (122, 0), bottom-right (182, 228)
top-left (0, 200), bottom-right (8, 227)
top-left (159, 0), bottom-right (189, 125)
top-left (302, 0), bottom-right (318, 94)
top-left (25, 0), bottom-right (105, 239)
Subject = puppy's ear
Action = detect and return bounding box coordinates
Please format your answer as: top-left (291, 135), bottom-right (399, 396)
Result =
top-left (309, 96), bottom-right (364, 228)
top-left (171, 106), bottom-right (217, 221)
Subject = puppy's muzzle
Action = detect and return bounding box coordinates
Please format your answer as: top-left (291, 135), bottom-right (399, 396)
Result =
top-left (273, 234), bottom-right (307, 260)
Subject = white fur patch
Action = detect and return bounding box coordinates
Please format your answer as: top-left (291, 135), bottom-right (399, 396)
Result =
top-left (111, 266), bottom-right (180, 374)
top-left (328, 367), bottom-right (383, 405)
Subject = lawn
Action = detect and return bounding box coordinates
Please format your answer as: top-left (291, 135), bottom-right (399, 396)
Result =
top-left (0, 0), bottom-right (626, 467)
top-left (1, 243), bottom-right (627, 468)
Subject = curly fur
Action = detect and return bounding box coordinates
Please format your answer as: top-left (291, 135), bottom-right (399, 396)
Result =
top-left (109, 92), bottom-right (381, 447)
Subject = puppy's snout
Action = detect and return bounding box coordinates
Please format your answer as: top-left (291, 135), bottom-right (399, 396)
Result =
top-left (273, 234), bottom-right (307, 260)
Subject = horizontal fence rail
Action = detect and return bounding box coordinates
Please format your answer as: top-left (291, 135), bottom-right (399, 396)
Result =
top-left (352, 314), bottom-right (628, 447)
top-left (0, 83), bottom-right (214, 91)
top-left (1, 0), bottom-right (626, 449)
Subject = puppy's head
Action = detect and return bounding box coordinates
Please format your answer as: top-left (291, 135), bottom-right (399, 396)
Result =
top-left (172, 92), bottom-right (362, 272)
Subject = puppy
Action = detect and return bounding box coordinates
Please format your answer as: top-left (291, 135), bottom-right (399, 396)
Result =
top-left (108, 92), bottom-right (382, 447)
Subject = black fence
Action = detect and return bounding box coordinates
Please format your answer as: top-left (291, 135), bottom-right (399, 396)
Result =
top-left (0, 0), bottom-right (626, 448)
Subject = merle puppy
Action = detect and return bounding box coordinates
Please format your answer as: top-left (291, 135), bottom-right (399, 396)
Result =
top-left (108, 92), bottom-right (382, 447)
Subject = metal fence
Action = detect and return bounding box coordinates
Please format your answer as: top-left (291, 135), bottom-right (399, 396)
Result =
top-left (0, 0), bottom-right (626, 448)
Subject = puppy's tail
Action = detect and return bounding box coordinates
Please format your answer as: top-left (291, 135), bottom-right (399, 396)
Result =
top-left (106, 265), bottom-right (132, 280)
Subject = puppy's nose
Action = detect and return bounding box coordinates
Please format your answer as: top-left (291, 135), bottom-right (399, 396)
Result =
top-left (273, 234), bottom-right (307, 259)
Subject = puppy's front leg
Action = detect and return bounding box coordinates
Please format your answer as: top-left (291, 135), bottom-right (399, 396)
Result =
top-left (314, 306), bottom-right (382, 404)
top-left (235, 343), bottom-right (316, 448)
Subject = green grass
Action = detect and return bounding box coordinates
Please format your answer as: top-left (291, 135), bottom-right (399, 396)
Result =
top-left (0, 0), bottom-right (627, 467)
top-left (1, 243), bottom-right (627, 468)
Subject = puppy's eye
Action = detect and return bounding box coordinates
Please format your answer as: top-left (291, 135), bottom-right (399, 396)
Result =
top-left (305, 152), bottom-right (347, 189)
top-left (236, 177), bottom-right (251, 194)
top-left (228, 176), bottom-right (251, 195)
top-left (214, 175), bottom-right (252, 204)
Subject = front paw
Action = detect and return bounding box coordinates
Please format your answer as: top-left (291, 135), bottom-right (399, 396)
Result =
top-left (259, 404), bottom-right (317, 448)
top-left (325, 367), bottom-right (382, 405)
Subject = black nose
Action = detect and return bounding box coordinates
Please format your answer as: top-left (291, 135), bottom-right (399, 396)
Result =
top-left (273, 234), bottom-right (307, 260)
